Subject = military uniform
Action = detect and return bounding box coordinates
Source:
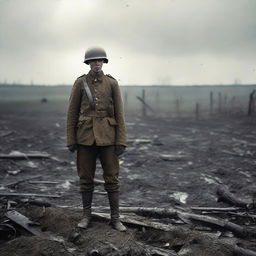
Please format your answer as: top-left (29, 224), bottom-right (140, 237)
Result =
top-left (67, 70), bottom-right (127, 192)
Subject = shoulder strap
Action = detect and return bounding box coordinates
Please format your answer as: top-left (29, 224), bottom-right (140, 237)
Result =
top-left (106, 74), bottom-right (116, 80)
top-left (81, 77), bottom-right (95, 109)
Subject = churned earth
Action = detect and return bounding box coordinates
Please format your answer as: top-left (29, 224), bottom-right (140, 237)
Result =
top-left (0, 101), bottom-right (256, 255)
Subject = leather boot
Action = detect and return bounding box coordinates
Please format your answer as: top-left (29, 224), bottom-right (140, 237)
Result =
top-left (108, 192), bottom-right (127, 232)
top-left (77, 191), bottom-right (93, 229)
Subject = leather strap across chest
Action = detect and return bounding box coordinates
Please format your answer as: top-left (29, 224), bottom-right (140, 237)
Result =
top-left (82, 77), bottom-right (95, 109)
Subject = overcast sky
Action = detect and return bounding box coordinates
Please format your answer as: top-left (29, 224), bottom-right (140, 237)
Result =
top-left (0, 0), bottom-right (255, 85)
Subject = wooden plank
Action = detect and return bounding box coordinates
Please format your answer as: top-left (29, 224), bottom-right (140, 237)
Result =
top-left (191, 206), bottom-right (240, 212)
top-left (136, 96), bottom-right (155, 113)
top-left (217, 186), bottom-right (252, 209)
top-left (5, 210), bottom-right (46, 237)
top-left (0, 152), bottom-right (50, 159)
top-left (6, 175), bottom-right (42, 188)
top-left (0, 192), bottom-right (61, 198)
top-left (28, 181), bottom-right (59, 184)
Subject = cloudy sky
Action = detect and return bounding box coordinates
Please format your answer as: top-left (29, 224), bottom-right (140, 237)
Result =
top-left (0, 0), bottom-right (255, 85)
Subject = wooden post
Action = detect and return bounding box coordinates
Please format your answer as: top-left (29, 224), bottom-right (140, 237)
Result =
top-left (175, 98), bottom-right (180, 117)
top-left (248, 90), bottom-right (255, 116)
top-left (195, 102), bottom-right (199, 120)
top-left (210, 91), bottom-right (213, 116)
top-left (230, 96), bottom-right (236, 115)
top-left (155, 90), bottom-right (159, 112)
top-left (142, 89), bottom-right (146, 117)
top-left (223, 94), bottom-right (227, 115)
top-left (218, 92), bottom-right (222, 114)
top-left (124, 91), bottom-right (128, 111)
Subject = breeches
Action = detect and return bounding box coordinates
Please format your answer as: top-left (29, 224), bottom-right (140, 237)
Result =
top-left (76, 144), bottom-right (120, 192)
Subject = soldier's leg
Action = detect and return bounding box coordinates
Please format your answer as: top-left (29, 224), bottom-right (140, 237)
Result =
top-left (99, 146), bottom-right (126, 231)
top-left (76, 144), bottom-right (98, 228)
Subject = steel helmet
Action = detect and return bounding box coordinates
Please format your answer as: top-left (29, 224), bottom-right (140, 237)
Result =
top-left (84, 47), bottom-right (108, 64)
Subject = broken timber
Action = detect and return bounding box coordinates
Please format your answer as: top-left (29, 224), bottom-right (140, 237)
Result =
top-left (0, 152), bottom-right (50, 159)
top-left (93, 211), bottom-right (256, 256)
top-left (5, 210), bottom-right (66, 245)
top-left (94, 206), bottom-right (255, 238)
top-left (217, 186), bottom-right (253, 209)
top-left (141, 244), bottom-right (178, 256)
top-left (0, 192), bottom-right (61, 198)
top-left (28, 181), bottom-right (59, 184)
top-left (93, 212), bottom-right (175, 232)
top-left (5, 210), bottom-right (46, 237)
top-left (136, 96), bottom-right (155, 113)
top-left (6, 175), bottom-right (42, 188)
top-left (234, 246), bottom-right (256, 256)
top-left (191, 206), bottom-right (240, 212)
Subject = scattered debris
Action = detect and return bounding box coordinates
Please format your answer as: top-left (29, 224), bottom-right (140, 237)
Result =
top-left (136, 96), bottom-right (155, 113)
top-left (128, 138), bottom-right (152, 144)
top-left (0, 151), bottom-right (50, 159)
top-left (191, 207), bottom-right (240, 212)
top-left (217, 186), bottom-right (253, 209)
top-left (160, 154), bottom-right (187, 161)
top-left (94, 179), bottom-right (104, 185)
top-left (93, 206), bottom-right (256, 239)
top-left (28, 181), bottom-right (59, 184)
top-left (0, 223), bottom-right (16, 240)
top-left (7, 169), bottom-right (22, 175)
top-left (57, 181), bottom-right (72, 190)
top-left (41, 97), bottom-right (48, 103)
top-left (142, 244), bottom-right (178, 256)
top-left (19, 198), bottom-right (52, 207)
top-left (6, 175), bottom-right (42, 188)
top-left (0, 131), bottom-right (13, 137)
top-left (5, 210), bottom-right (45, 237)
top-left (169, 192), bottom-right (188, 204)
top-left (0, 192), bottom-right (61, 198)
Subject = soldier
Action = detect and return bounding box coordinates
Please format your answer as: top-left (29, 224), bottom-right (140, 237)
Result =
top-left (67, 47), bottom-right (127, 231)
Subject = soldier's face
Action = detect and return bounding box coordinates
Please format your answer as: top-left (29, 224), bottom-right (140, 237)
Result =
top-left (89, 59), bottom-right (104, 73)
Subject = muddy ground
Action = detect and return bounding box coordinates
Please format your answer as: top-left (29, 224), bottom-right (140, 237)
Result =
top-left (0, 101), bottom-right (256, 255)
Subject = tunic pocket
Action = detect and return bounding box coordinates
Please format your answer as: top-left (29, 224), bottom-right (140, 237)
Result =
top-left (107, 118), bottom-right (117, 126)
top-left (77, 116), bottom-right (92, 128)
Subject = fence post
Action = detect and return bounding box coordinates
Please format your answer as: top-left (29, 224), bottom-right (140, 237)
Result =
top-left (124, 91), bottom-right (128, 111)
top-left (155, 90), bottom-right (159, 112)
top-left (142, 89), bottom-right (146, 117)
top-left (175, 98), bottom-right (180, 117)
top-left (195, 102), bottom-right (199, 120)
top-left (248, 90), bottom-right (256, 116)
top-left (218, 92), bottom-right (222, 114)
top-left (223, 94), bottom-right (227, 115)
top-left (210, 91), bottom-right (213, 116)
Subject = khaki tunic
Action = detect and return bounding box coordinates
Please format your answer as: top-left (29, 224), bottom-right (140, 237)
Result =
top-left (67, 70), bottom-right (126, 147)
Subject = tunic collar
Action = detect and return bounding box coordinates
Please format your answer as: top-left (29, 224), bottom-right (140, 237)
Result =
top-left (87, 70), bottom-right (104, 83)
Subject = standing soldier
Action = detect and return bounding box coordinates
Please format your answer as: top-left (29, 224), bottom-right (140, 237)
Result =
top-left (67, 47), bottom-right (127, 231)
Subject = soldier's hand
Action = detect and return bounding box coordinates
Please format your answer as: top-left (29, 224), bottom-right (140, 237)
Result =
top-left (115, 145), bottom-right (125, 156)
top-left (67, 144), bottom-right (77, 153)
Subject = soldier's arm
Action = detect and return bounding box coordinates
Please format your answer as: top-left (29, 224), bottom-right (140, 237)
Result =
top-left (67, 79), bottom-right (82, 146)
top-left (112, 80), bottom-right (127, 146)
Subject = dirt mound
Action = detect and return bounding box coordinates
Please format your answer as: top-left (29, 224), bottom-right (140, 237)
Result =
top-left (1, 206), bottom-right (147, 256)
top-left (0, 236), bottom-right (73, 256)
top-left (138, 229), bottom-right (233, 256)
top-left (0, 206), bottom-right (239, 256)
top-left (23, 206), bottom-right (81, 236)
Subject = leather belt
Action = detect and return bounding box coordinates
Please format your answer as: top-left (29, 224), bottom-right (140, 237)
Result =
top-left (83, 110), bottom-right (109, 118)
